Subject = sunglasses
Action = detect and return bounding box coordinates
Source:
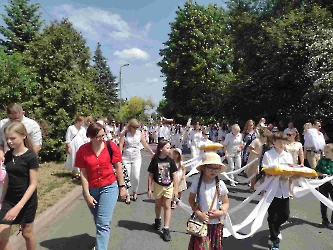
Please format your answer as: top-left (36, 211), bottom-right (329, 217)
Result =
top-left (204, 133), bottom-right (210, 135)
top-left (286, 133), bottom-right (295, 136)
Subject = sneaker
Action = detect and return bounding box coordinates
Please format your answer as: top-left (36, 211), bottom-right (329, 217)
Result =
top-left (322, 220), bottom-right (333, 230)
top-left (270, 242), bottom-right (280, 250)
top-left (154, 218), bottom-right (162, 231)
top-left (162, 228), bottom-right (171, 241)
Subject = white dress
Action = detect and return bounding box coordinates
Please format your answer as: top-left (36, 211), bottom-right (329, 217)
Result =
top-left (190, 131), bottom-right (203, 158)
top-left (65, 125), bottom-right (88, 172)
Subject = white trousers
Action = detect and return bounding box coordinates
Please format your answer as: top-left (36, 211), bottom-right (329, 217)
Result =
top-left (123, 157), bottom-right (142, 194)
top-left (227, 155), bottom-right (241, 181)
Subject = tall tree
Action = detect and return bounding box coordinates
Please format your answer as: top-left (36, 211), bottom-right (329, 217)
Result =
top-left (158, 1), bottom-right (234, 119)
top-left (93, 43), bottom-right (118, 105)
top-left (24, 18), bottom-right (112, 161)
top-left (0, 0), bottom-right (44, 52)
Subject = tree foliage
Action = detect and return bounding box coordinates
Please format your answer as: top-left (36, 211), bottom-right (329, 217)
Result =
top-left (0, 0), bottom-right (43, 52)
top-left (159, 0), bottom-right (333, 127)
top-left (23, 19), bottom-right (113, 161)
top-left (93, 43), bottom-right (118, 105)
top-left (158, 1), bottom-right (234, 118)
top-left (116, 96), bottom-right (155, 123)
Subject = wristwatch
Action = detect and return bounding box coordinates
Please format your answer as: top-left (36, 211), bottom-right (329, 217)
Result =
top-left (118, 185), bottom-right (126, 188)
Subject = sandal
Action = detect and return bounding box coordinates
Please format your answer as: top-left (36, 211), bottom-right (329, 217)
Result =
top-left (132, 195), bottom-right (138, 201)
top-left (249, 188), bottom-right (256, 193)
top-left (171, 201), bottom-right (176, 209)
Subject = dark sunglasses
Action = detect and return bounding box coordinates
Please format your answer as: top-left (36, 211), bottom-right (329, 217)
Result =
top-left (286, 133), bottom-right (295, 136)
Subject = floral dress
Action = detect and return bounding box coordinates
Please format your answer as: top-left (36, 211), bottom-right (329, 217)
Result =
top-left (241, 132), bottom-right (257, 166)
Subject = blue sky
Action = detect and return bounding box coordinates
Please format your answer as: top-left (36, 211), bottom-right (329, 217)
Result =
top-left (0, 0), bottom-right (227, 107)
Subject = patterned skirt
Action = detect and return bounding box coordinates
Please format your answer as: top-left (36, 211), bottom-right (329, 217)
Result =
top-left (188, 223), bottom-right (223, 250)
top-left (113, 163), bottom-right (131, 189)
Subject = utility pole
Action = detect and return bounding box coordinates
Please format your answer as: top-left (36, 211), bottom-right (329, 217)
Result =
top-left (119, 63), bottom-right (129, 122)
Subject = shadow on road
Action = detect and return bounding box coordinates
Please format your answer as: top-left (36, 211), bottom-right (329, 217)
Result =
top-left (223, 228), bottom-right (270, 250)
top-left (118, 220), bottom-right (160, 235)
top-left (39, 233), bottom-right (95, 250)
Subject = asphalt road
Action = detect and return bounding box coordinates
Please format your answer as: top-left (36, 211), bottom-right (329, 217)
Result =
top-left (33, 145), bottom-right (333, 250)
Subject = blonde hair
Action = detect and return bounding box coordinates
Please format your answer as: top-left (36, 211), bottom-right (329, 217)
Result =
top-left (170, 148), bottom-right (182, 164)
top-left (303, 122), bottom-right (312, 135)
top-left (324, 144), bottom-right (333, 154)
top-left (231, 124), bottom-right (240, 133)
top-left (5, 121), bottom-right (34, 151)
top-left (126, 118), bottom-right (139, 131)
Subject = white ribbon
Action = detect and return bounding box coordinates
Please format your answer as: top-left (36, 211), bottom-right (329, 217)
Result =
top-left (293, 176), bottom-right (333, 198)
top-left (177, 176), bottom-right (280, 239)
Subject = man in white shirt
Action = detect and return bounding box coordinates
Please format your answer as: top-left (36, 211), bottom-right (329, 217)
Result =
top-left (283, 121), bottom-right (296, 134)
top-left (262, 131), bottom-right (294, 250)
top-left (304, 120), bottom-right (326, 169)
top-left (0, 103), bottom-right (42, 161)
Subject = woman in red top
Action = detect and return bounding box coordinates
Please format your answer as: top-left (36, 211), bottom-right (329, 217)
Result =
top-left (75, 123), bottom-right (126, 250)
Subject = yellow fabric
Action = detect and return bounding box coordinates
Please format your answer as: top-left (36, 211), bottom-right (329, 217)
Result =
top-left (199, 143), bottom-right (224, 151)
top-left (263, 164), bottom-right (318, 178)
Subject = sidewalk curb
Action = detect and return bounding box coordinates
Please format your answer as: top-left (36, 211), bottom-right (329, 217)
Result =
top-left (9, 185), bottom-right (82, 249)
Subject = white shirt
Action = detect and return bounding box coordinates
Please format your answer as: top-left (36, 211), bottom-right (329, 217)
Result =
top-left (189, 177), bottom-right (228, 224)
top-left (0, 116), bottom-right (42, 152)
top-left (223, 132), bottom-right (243, 157)
top-left (262, 148), bottom-right (293, 198)
top-left (304, 128), bottom-right (325, 151)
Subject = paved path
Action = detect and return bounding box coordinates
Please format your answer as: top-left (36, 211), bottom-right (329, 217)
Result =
top-left (31, 146), bottom-right (333, 250)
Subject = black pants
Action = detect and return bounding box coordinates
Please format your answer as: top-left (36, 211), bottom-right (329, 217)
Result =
top-left (319, 182), bottom-right (333, 222)
top-left (267, 197), bottom-right (290, 243)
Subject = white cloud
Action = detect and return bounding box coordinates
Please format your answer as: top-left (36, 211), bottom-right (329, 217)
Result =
top-left (145, 22), bottom-right (152, 33)
top-left (114, 48), bottom-right (149, 61)
top-left (144, 62), bottom-right (155, 67)
top-left (52, 5), bottom-right (132, 41)
top-left (145, 77), bottom-right (159, 83)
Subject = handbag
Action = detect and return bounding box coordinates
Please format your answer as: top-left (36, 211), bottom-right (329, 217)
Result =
top-left (186, 187), bottom-right (218, 237)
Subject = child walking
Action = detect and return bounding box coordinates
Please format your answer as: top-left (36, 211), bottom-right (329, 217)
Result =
top-left (315, 144), bottom-right (333, 229)
top-left (147, 140), bottom-right (179, 242)
top-left (188, 152), bottom-right (229, 250)
top-left (170, 148), bottom-right (187, 209)
top-left (0, 121), bottom-right (39, 250)
top-left (262, 132), bottom-right (295, 250)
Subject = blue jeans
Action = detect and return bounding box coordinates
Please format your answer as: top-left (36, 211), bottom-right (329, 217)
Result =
top-left (84, 182), bottom-right (118, 250)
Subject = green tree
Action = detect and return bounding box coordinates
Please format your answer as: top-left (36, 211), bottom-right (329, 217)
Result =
top-left (0, 47), bottom-right (39, 116)
top-left (158, 1), bottom-right (234, 118)
top-left (0, 0), bottom-right (44, 52)
top-left (117, 96), bottom-right (155, 122)
top-left (24, 19), bottom-right (112, 161)
top-left (93, 43), bottom-right (118, 106)
top-left (224, 3), bottom-right (333, 124)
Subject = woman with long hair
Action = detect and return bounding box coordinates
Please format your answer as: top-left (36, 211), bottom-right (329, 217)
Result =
top-left (0, 121), bottom-right (39, 250)
top-left (119, 119), bottom-right (154, 204)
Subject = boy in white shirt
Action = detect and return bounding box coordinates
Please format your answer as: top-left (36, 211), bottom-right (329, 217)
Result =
top-left (262, 132), bottom-right (294, 250)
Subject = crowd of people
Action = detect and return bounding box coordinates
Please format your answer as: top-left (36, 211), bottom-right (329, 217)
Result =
top-left (0, 102), bottom-right (332, 250)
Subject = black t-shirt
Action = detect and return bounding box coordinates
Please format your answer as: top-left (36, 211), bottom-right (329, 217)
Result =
top-left (4, 149), bottom-right (39, 206)
top-left (148, 156), bottom-right (177, 186)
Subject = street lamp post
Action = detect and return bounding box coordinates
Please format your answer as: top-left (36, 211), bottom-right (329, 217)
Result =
top-left (119, 63), bottom-right (129, 122)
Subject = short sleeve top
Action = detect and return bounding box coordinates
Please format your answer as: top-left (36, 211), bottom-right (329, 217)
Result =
top-left (0, 117), bottom-right (42, 152)
top-left (148, 156), bottom-right (178, 186)
top-left (189, 177), bottom-right (228, 224)
top-left (285, 142), bottom-right (303, 165)
top-left (4, 149), bottom-right (39, 206)
top-left (75, 141), bottom-right (122, 188)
